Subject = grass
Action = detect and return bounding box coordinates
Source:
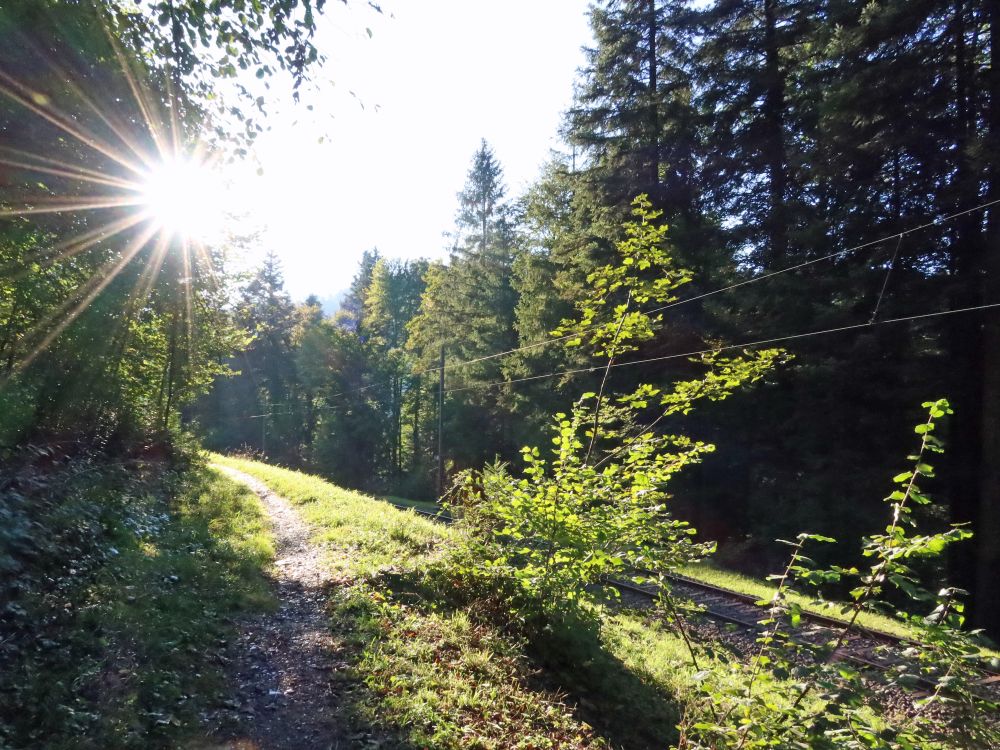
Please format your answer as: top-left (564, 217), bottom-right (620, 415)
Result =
top-left (211, 454), bottom-right (614, 748)
top-left (213, 455), bottom-right (881, 749)
top-left (678, 561), bottom-right (919, 640)
top-left (370, 484), bottom-right (959, 645)
top-left (0, 460), bottom-right (275, 749)
top-left (381, 494), bottom-right (442, 515)
top-left (215, 456), bottom-right (1000, 749)
top-left (280, 472), bottom-right (920, 641)
top-left (680, 563), bottom-right (1000, 660)
top-left (340, 585), bottom-right (604, 748)
top-left (210, 457), bottom-right (996, 749)
top-left (211, 454), bottom-right (445, 578)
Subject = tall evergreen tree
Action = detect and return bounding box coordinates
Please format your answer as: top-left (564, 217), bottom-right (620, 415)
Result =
top-left (365, 258), bottom-right (428, 476)
top-left (338, 248), bottom-right (380, 332)
top-left (408, 141), bottom-right (521, 471)
top-left (569, 0), bottom-right (701, 218)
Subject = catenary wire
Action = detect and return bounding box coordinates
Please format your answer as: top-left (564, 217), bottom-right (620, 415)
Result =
top-left (240, 198), bottom-right (1000, 419)
top-left (318, 196), bottom-right (1000, 403)
top-left (245, 300), bottom-right (1000, 419)
top-left (416, 196), bottom-right (1000, 376)
top-left (441, 301), bottom-right (1000, 395)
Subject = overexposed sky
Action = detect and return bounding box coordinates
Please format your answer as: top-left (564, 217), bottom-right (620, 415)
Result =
top-left (234, 0), bottom-right (593, 300)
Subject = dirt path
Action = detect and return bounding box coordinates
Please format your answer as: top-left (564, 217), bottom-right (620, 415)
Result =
top-left (205, 465), bottom-right (346, 749)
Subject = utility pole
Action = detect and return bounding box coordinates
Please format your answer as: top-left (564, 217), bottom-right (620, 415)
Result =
top-left (437, 344), bottom-right (445, 499)
top-left (261, 393), bottom-right (267, 457)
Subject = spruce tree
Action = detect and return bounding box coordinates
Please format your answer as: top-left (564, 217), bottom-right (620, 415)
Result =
top-left (408, 141), bottom-right (521, 472)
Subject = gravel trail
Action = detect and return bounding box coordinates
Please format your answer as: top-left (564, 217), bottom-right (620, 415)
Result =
top-left (204, 465), bottom-right (347, 750)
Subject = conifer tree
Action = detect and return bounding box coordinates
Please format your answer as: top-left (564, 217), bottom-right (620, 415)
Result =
top-left (338, 248), bottom-right (380, 332)
top-left (408, 141), bottom-right (521, 472)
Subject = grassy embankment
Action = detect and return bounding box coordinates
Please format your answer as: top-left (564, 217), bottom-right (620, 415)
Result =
top-left (375, 484), bottom-right (922, 642)
top-left (384, 480), bottom-right (928, 641)
top-left (212, 454), bottom-right (611, 747)
top-left (212, 455), bottom-right (901, 749)
top-left (680, 565), bottom-right (998, 661)
top-left (0, 459), bottom-right (275, 749)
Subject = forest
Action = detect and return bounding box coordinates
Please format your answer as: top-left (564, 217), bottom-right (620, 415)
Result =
top-left (2, 1), bottom-right (999, 748)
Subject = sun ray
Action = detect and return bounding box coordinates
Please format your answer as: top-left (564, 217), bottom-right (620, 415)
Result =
top-left (189, 238), bottom-right (222, 288)
top-left (179, 237), bottom-right (196, 377)
top-left (73, 231), bottom-right (172, 405)
top-left (16, 221), bottom-right (160, 351)
top-left (0, 155), bottom-right (139, 191)
top-left (38, 54), bottom-right (158, 171)
top-left (129, 232), bottom-right (170, 310)
top-left (135, 233), bottom-right (172, 305)
top-left (0, 195), bottom-right (145, 217)
top-left (2, 212), bottom-right (149, 282)
top-left (7, 222), bottom-right (160, 378)
top-left (164, 72), bottom-right (183, 161)
top-left (0, 70), bottom-right (146, 177)
top-left (0, 146), bottom-right (140, 190)
top-left (97, 13), bottom-right (173, 164)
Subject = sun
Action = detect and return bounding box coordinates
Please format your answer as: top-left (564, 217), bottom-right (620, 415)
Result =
top-left (139, 157), bottom-right (229, 242)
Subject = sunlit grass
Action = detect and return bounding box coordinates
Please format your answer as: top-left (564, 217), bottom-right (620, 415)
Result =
top-left (380, 494), bottom-right (442, 514)
top-left (342, 587), bottom-right (604, 749)
top-left (219, 456), bottom-right (1000, 748)
top-left (210, 454), bottom-right (610, 748)
top-left (678, 562), bottom-right (919, 640)
top-left (210, 454), bottom-right (445, 579)
top-left (336, 480), bottom-right (923, 642)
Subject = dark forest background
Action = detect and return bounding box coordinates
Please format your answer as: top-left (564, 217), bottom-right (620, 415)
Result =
top-left (187, 1), bottom-right (1000, 631)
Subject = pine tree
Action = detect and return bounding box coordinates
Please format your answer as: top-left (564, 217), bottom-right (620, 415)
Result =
top-left (338, 248), bottom-right (380, 332)
top-left (411, 140), bottom-right (518, 374)
top-left (364, 258), bottom-right (428, 475)
top-left (234, 252), bottom-right (300, 459)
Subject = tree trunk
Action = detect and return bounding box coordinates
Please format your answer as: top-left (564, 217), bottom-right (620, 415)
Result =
top-left (412, 375), bottom-right (421, 471)
top-left (161, 310), bottom-right (180, 431)
top-left (647, 0), bottom-right (659, 193)
top-left (762, 0), bottom-right (790, 265)
top-left (974, 0), bottom-right (1000, 635)
top-left (396, 375), bottom-right (403, 475)
top-left (2, 297), bottom-right (20, 374)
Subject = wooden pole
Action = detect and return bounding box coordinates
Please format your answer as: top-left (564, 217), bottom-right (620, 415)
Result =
top-left (437, 344), bottom-right (445, 498)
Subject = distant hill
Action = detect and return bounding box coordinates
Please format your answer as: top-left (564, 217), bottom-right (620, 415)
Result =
top-left (315, 290), bottom-right (347, 317)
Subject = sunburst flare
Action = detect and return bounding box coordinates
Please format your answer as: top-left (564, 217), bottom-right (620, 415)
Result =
top-left (0, 14), bottom-right (243, 381)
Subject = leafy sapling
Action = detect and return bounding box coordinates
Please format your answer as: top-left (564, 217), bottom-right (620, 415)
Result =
top-left (677, 399), bottom-right (999, 750)
top-left (449, 196), bottom-right (786, 619)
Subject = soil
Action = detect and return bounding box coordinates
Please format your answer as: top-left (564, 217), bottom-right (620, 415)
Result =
top-left (201, 465), bottom-right (348, 750)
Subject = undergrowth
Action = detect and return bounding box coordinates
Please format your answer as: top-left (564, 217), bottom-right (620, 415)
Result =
top-left (0, 456), bottom-right (274, 749)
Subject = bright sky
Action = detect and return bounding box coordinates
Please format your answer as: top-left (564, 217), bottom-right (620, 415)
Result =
top-left (232, 0), bottom-right (593, 301)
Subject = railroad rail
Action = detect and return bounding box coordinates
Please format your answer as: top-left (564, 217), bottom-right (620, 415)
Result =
top-left (608, 574), bottom-right (1000, 689)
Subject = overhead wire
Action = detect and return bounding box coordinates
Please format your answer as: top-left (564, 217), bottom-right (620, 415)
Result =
top-left (319, 195), bottom-right (1000, 402)
top-left (412, 196), bottom-right (1000, 377)
top-left (442, 301), bottom-right (1000, 395)
top-left (236, 197), bottom-right (1000, 421)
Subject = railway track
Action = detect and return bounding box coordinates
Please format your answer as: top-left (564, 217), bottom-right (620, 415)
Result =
top-left (608, 574), bottom-right (1000, 691)
top-left (607, 575), bottom-right (911, 677)
top-left (385, 499), bottom-right (999, 688)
